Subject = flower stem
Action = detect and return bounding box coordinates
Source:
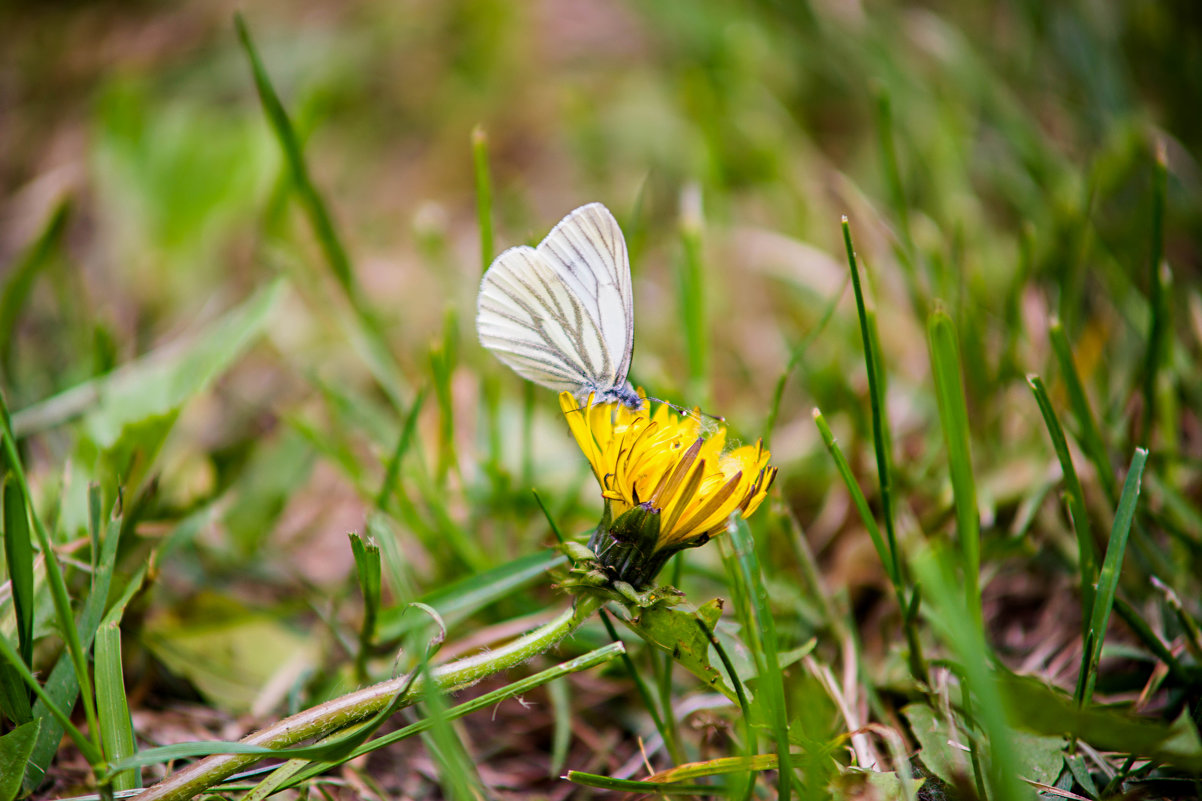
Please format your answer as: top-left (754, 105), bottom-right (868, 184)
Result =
top-left (132, 596), bottom-right (603, 801)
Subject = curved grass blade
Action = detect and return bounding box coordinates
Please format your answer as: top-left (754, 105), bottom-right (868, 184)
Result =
top-left (234, 13), bottom-right (404, 410)
top-left (842, 218), bottom-right (900, 587)
top-left (696, 616), bottom-right (756, 801)
top-left (1049, 321), bottom-right (1117, 503)
top-left (725, 514), bottom-right (793, 801)
top-left (0, 199), bottom-right (69, 381)
top-left (96, 622), bottom-right (140, 792)
top-left (678, 186), bottom-right (709, 406)
top-left (912, 544), bottom-right (1028, 801)
top-left (0, 398), bottom-right (102, 773)
top-left (472, 125), bottom-right (494, 274)
top-left (1, 476), bottom-right (34, 723)
top-left (927, 307), bottom-right (981, 629)
top-left (1079, 447), bottom-right (1148, 706)
top-left (1140, 142), bottom-right (1168, 447)
top-left (565, 771), bottom-right (723, 795)
top-left (1027, 375), bottom-right (1097, 630)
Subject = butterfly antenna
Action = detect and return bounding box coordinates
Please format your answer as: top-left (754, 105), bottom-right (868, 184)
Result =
top-left (645, 395), bottom-right (725, 424)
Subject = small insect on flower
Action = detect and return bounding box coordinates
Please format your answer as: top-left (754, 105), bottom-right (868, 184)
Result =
top-left (476, 203), bottom-right (642, 410)
top-left (560, 392), bottom-right (777, 591)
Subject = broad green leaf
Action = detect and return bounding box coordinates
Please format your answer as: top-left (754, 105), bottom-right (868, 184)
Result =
top-left (902, 704), bottom-right (970, 786)
top-left (626, 599), bottom-right (735, 701)
top-left (11, 279), bottom-right (284, 441)
top-left (0, 719), bottom-right (40, 801)
top-left (1002, 672), bottom-right (1202, 772)
top-left (375, 550), bottom-right (565, 642)
top-left (143, 598), bottom-right (319, 714)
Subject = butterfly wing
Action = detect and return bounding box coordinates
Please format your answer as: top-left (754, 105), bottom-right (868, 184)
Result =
top-left (477, 202), bottom-right (634, 395)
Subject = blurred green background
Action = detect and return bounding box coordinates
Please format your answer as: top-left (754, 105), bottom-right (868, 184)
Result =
top-left (1, 0), bottom-right (1200, 796)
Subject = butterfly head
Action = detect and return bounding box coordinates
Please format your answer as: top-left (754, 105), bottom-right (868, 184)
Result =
top-left (583, 384), bottom-right (644, 411)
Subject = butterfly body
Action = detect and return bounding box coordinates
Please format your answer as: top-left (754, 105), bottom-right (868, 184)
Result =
top-left (477, 202), bottom-right (642, 410)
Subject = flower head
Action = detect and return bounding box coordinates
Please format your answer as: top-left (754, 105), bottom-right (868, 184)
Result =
top-left (560, 391), bottom-right (777, 589)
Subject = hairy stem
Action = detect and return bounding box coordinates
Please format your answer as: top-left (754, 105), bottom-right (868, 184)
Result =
top-left (133, 596), bottom-right (602, 801)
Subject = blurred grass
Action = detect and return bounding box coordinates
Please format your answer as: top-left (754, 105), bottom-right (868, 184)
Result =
top-left (1, 0), bottom-right (1201, 798)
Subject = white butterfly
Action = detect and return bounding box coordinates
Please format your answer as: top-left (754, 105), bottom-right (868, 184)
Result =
top-left (477, 202), bottom-right (642, 409)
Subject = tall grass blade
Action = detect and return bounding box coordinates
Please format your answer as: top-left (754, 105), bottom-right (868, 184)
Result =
top-left (841, 218), bottom-right (900, 586)
top-left (1, 476), bottom-right (34, 722)
top-left (472, 125), bottom-right (494, 274)
top-left (547, 677), bottom-right (571, 777)
top-left (350, 533), bottom-right (383, 684)
top-left (1027, 375), bottom-right (1097, 629)
top-left (0, 200), bottom-right (69, 382)
top-left (374, 385), bottom-right (428, 512)
top-left (1049, 321), bottom-right (1117, 503)
top-left (1078, 447), bottom-right (1148, 705)
top-left (813, 409), bottom-right (926, 682)
top-left (764, 281), bottom-right (843, 446)
top-left (725, 514), bottom-right (793, 801)
top-left (912, 545), bottom-right (1028, 801)
top-left (597, 610), bottom-right (667, 742)
top-left (696, 615), bottom-right (756, 801)
top-left (678, 185), bottom-right (709, 406)
top-left (927, 307), bottom-right (981, 629)
top-left (96, 621), bottom-right (140, 791)
top-left (23, 487), bottom-right (127, 792)
top-left (234, 14), bottom-right (405, 409)
top-left (0, 396), bottom-right (102, 775)
top-left (1140, 141), bottom-right (1168, 447)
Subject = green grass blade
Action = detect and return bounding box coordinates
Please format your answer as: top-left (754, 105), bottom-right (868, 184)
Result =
top-left (547, 676), bottom-right (571, 778)
top-left (872, 88), bottom-right (913, 255)
top-left (813, 408), bottom-right (927, 683)
top-left (23, 488), bottom-right (128, 792)
top-left (430, 310), bottom-right (459, 486)
top-left (0, 199), bottom-right (69, 382)
top-left (726, 514), bottom-right (793, 801)
top-left (812, 409), bottom-right (894, 587)
top-left (842, 218), bottom-right (900, 586)
top-left (234, 14), bottom-right (405, 410)
top-left (1079, 447), bottom-right (1148, 705)
top-left (678, 186), bottom-right (709, 406)
top-left (235, 16), bottom-right (355, 306)
top-left (1140, 141), bottom-right (1168, 447)
top-left (597, 609), bottom-right (668, 741)
top-left (696, 616), bottom-right (756, 801)
top-left (374, 551), bottom-right (564, 642)
top-left (912, 545), bottom-right (1029, 801)
top-left (764, 280), bottom-right (844, 446)
top-left (1, 476), bottom-right (34, 721)
top-left (1049, 320), bottom-right (1117, 503)
top-left (531, 488), bottom-right (566, 546)
top-left (1027, 375), bottom-right (1097, 628)
top-left (350, 532), bottom-right (382, 684)
top-left (472, 125), bottom-right (494, 274)
top-left (0, 627), bottom-right (97, 768)
top-left (374, 385), bottom-right (428, 512)
top-left (927, 307), bottom-right (982, 629)
top-left (565, 771), bottom-right (724, 795)
top-left (0, 396), bottom-right (102, 769)
top-left (95, 621), bottom-right (140, 791)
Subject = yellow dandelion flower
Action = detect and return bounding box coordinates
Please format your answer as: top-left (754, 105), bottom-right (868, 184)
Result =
top-left (560, 391), bottom-right (777, 588)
